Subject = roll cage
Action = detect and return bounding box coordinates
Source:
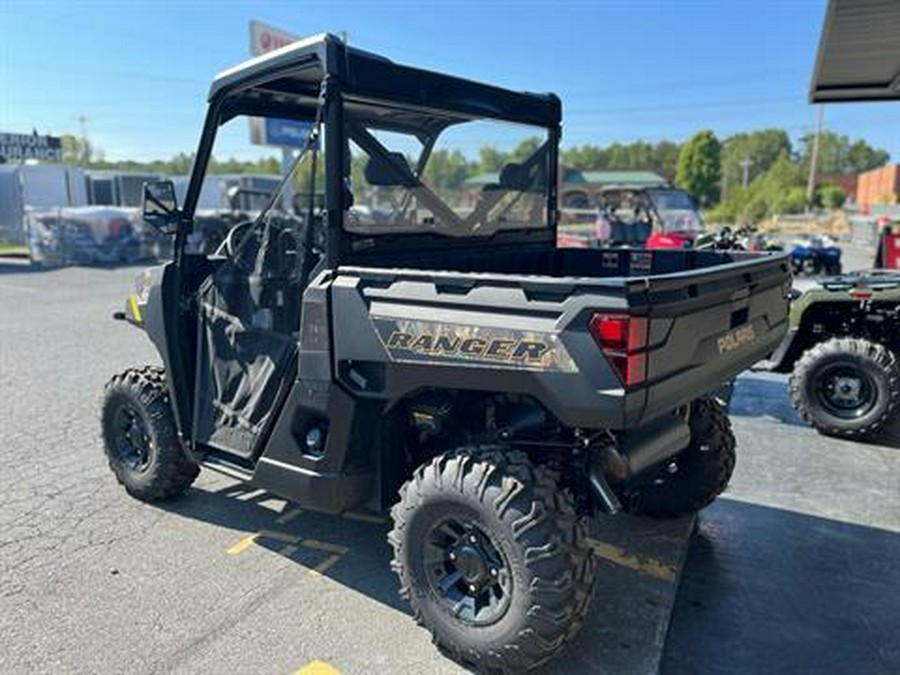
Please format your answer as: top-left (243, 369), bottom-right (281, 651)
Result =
top-left (178, 33), bottom-right (562, 267)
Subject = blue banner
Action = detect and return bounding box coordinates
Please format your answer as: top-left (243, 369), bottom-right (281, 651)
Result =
top-left (264, 119), bottom-right (314, 149)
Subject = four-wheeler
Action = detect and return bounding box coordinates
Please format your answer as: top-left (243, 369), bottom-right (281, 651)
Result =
top-left (694, 224), bottom-right (784, 253)
top-left (790, 234), bottom-right (842, 276)
top-left (762, 271), bottom-right (900, 438)
top-left (101, 34), bottom-right (790, 672)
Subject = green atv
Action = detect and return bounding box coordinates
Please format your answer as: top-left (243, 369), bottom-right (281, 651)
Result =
top-left (762, 272), bottom-right (900, 437)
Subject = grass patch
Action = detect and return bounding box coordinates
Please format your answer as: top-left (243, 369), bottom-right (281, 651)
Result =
top-left (0, 243), bottom-right (29, 256)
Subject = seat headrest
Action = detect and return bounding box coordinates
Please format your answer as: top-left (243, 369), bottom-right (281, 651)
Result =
top-left (364, 152), bottom-right (416, 188)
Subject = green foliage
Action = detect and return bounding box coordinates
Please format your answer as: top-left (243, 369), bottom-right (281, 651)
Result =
top-left (721, 129), bottom-right (791, 192)
top-left (50, 126), bottom-right (891, 219)
top-left (797, 131), bottom-right (889, 174)
top-left (709, 151), bottom-right (807, 222)
top-left (816, 183), bottom-right (846, 209)
top-left (60, 134), bottom-right (93, 165)
top-left (779, 187), bottom-right (808, 214)
top-left (422, 149), bottom-right (475, 194)
top-left (58, 134), bottom-right (279, 176)
top-left (676, 130), bottom-right (721, 207)
top-left (478, 146), bottom-right (506, 174)
top-left (561, 140), bottom-right (681, 179)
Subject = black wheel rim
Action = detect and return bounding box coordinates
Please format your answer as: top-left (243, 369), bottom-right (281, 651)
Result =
top-left (113, 404), bottom-right (153, 472)
top-left (422, 517), bottom-right (512, 626)
top-left (815, 364), bottom-right (877, 420)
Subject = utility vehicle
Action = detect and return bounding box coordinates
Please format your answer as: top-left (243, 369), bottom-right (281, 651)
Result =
top-left (597, 185), bottom-right (705, 249)
top-left (762, 271), bottom-right (900, 437)
top-left (765, 0), bottom-right (900, 441)
top-left (101, 34), bottom-right (790, 672)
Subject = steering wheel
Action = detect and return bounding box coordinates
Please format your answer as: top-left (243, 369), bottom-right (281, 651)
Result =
top-left (217, 220), bottom-right (254, 258)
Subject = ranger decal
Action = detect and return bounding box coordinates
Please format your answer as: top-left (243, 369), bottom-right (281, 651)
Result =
top-left (373, 318), bottom-right (576, 372)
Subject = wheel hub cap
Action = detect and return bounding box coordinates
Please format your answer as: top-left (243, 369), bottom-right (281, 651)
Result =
top-left (453, 544), bottom-right (488, 586)
top-left (831, 376), bottom-right (861, 404)
top-left (816, 364), bottom-right (876, 419)
top-left (114, 406), bottom-right (152, 472)
top-left (423, 518), bottom-right (512, 626)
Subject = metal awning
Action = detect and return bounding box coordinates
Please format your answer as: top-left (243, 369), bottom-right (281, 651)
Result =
top-left (810, 0), bottom-right (900, 103)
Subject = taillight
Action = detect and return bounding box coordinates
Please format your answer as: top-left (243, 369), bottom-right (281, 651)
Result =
top-left (589, 312), bottom-right (648, 388)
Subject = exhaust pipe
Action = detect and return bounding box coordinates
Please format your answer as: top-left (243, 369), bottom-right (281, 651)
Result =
top-left (590, 411), bottom-right (690, 511)
top-left (588, 464), bottom-right (621, 514)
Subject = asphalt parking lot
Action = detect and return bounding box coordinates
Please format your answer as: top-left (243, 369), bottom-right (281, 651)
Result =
top-left (1, 260), bottom-right (898, 675)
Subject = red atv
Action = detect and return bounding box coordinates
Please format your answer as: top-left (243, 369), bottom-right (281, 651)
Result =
top-left (593, 185), bottom-right (705, 249)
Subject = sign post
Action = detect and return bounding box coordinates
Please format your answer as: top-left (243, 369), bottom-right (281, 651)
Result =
top-left (248, 20), bottom-right (306, 212)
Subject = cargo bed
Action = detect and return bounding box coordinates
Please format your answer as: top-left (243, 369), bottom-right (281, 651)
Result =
top-left (330, 247), bottom-right (792, 430)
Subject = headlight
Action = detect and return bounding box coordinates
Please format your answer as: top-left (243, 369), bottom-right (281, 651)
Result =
top-left (124, 268), bottom-right (155, 326)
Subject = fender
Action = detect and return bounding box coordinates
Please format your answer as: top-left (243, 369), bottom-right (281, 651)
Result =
top-left (140, 263), bottom-right (195, 442)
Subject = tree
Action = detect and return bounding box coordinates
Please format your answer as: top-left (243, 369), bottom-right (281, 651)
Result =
top-left (422, 149), bottom-right (474, 194)
top-left (510, 137), bottom-right (542, 163)
top-left (817, 183), bottom-right (846, 209)
top-left (478, 146), bottom-right (506, 174)
top-left (798, 131), bottom-right (889, 174)
top-left (676, 130), bottom-right (721, 207)
top-left (846, 139), bottom-right (890, 173)
top-left (560, 140), bottom-right (681, 177)
top-left (561, 144), bottom-right (604, 170)
top-left (720, 129), bottom-right (791, 193)
top-left (706, 150), bottom-right (806, 223)
top-left (60, 134), bottom-right (93, 166)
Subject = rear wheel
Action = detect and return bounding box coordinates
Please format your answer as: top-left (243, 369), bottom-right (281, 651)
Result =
top-left (634, 398), bottom-right (736, 518)
top-left (388, 448), bottom-right (596, 673)
top-left (101, 366), bottom-right (199, 500)
top-left (790, 338), bottom-right (900, 437)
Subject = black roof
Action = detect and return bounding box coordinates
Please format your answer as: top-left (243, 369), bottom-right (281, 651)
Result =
top-left (810, 0), bottom-right (900, 103)
top-left (209, 32), bottom-right (561, 128)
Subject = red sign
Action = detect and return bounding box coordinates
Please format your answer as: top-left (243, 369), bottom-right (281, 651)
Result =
top-left (249, 20), bottom-right (298, 57)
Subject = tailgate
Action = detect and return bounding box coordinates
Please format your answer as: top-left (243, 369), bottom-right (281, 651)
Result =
top-left (633, 252), bottom-right (791, 424)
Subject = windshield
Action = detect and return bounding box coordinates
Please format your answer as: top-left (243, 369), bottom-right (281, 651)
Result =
top-left (344, 114), bottom-right (551, 238)
top-left (224, 118), bottom-right (325, 279)
top-left (646, 188), bottom-right (704, 235)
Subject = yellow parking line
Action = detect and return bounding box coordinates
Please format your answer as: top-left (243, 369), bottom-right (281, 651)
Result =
top-left (301, 539), bottom-right (349, 555)
top-left (308, 554), bottom-right (342, 577)
top-left (276, 508), bottom-right (304, 525)
top-left (236, 488), bottom-right (269, 502)
top-left (294, 660), bottom-right (341, 675)
top-left (258, 529), bottom-right (303, 545)
top-left (342, 511), bottom-right (386, 524)
top-left (587, 539), bottom-right (676, 582)
top-left (226, 534), bottom-right (258, 556)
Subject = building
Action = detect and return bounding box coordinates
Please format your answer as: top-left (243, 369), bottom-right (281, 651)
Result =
top-left (462, 167), bottom-right (668, 210)
top-left (559, 168), bottom-right (667, 209)
top-left (857, 164), bottom-right (900, 206)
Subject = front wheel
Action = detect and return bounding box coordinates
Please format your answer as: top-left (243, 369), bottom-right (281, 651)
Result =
top-left (101, 366), bottom-right (199, 501)
top-left (634, 398), bottom-right (736, 518)
top-left (790, 338), bottom-right (900, 437)
top-left (389, 448), bottom-right (596, 673)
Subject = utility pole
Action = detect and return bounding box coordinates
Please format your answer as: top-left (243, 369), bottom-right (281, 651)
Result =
top-left (739, 155), bottom-right (753, 188)
top-left (74, 115), bottom-right (90, 166)
top-left (806, 105), bottom-right (824, 210)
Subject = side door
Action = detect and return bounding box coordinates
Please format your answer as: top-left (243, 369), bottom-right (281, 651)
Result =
top-left (192, 144), bottom-right (324, 460)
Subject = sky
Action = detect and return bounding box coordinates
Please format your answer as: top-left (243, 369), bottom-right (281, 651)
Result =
top-left (1, 0), bottom-right (897, 163)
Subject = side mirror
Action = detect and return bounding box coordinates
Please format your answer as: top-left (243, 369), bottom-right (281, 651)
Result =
top-left (142, 180), bottom-right (180, 234)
